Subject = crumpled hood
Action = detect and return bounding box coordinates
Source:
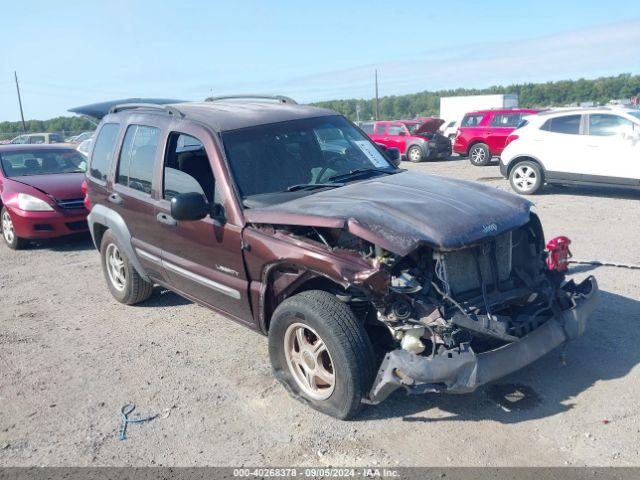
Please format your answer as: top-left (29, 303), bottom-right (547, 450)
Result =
top-left (244, 171), bottom-right (533, 255)
top-left (11, 173), bottom-right (85, 201)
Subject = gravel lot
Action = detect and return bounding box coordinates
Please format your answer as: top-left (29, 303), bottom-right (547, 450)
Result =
top-left (1, 157), bottom-right (639, 467)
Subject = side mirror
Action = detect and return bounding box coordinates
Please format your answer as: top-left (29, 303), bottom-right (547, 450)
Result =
top-left (398, 131), bottom-right (406, 136)
top-left (385, 147), bottom-right (401, 167)
top-left (171, 192), bottom-right (210, 221)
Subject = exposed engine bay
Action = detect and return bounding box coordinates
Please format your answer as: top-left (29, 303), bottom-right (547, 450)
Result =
top-left (267, 212), bottom-right (598, 401)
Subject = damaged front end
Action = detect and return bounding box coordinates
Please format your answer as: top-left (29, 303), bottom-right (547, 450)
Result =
top-left (364, 214), bottom-right (598, 403)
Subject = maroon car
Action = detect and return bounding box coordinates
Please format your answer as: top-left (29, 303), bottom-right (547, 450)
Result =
top-left (75, 96), bottom-right (597, 419)
top-left (453, 108), bottom-right (541, 166)
top-left (0, 144), bottom-right (89, 249)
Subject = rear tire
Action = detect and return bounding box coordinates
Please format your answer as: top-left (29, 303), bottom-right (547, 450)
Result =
top-left (268, 290), bottom-right (376, 419)
top-left (407, 146), bottom-right (423, 163)
top-left (509, 160), bottom-right (543, 195)
top-left (1, 207), bottom-right (28, 250)
top-left (469, 143), bottom-right (491, 166)
top-left (100, 230), bottom-right (153, 304)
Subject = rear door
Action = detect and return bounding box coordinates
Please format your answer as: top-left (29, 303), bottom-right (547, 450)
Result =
top-left (581, 113), bottom-right (640, 184)
top-left (154, 125), bottom-right (252, 323)
top-left (369, 122), bottom-right (388, 146)
top-left (536, 114), bottom-right (585, 179)
top-left (486, 113), bottom-right (520, 155)
top-left (109, 121), bottom-right (168, 281)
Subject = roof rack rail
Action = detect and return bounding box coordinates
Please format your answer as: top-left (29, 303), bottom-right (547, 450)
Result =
top-left (108, 103), bottom-right (185, 117)
top-left (205, 94), bottom-right (297, 105)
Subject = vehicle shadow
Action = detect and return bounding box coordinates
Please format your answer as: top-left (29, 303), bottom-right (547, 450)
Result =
top-left (538, 184), bottom-right (640, 200)
top-left (29, 233), bottom-right (94, 252)
top-left (359, 290), bottom-right (640, 423)
top-left (138, 288), bottom-right (193, 307)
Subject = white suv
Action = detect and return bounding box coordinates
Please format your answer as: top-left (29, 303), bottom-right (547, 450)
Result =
top-left (500, 108), bottom-right (640, 194)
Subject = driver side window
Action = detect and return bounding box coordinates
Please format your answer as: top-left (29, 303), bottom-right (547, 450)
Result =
top-left (163, 133), bottom-right (217, 204)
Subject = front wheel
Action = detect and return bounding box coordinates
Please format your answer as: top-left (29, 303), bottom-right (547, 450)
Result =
top-left (509, 161), bottom-right (543, 195)
top-left (407, 146), bottom-right (423, 163)
top-left (1, 207), bottom-right (28, 250)
top-left (268, 290), bottom-right (376, 419)
top-left (469, 143), bottom-right (491, 166)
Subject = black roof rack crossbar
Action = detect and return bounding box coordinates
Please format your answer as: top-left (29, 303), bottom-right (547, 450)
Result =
top-left (205, 94), bottom-right (297, 105)
top-left (108, 103), bottom-right (185, 118)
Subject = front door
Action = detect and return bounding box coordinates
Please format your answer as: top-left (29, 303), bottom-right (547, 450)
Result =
top-left (580, 113), bottom-right (640, 185)
top-left (154, 129), bottom-right (252, 323)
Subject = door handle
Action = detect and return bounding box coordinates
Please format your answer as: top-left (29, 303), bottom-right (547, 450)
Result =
top-left (156, 212), bottom-right (177, 226)
top-left (108, 193), bottom-right (123, 205)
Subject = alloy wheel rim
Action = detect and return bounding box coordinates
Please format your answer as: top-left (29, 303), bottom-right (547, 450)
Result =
top-left (513, 165), bottom-right (537, 192)
top-left (284, 322), bottom-right (335, 400)
top-left (106, 243), bottom-right (126, 291)
top-left (409, 148), bottom-right (420, 161)
top-left (2, 211), bottom-right (14, 244)
top-left (471, 147), bottom-right (486, 163)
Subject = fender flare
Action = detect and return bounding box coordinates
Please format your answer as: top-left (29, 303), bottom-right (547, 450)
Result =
top-left (87, 204), bottom-right (151, 282)
top-left (507, 155), bottom-right (547, 177)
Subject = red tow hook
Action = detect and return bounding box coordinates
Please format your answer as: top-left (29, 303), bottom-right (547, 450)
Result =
top-left (81, 179), bottom-right (90, 210)
top-left (546, 236), bottom-right (572, 272)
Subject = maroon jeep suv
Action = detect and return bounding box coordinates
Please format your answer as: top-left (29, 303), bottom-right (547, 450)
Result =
top-left (77, 96), bottom-right (597, 419)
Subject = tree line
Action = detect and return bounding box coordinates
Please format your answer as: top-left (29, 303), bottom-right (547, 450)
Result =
top-left (1, 74), bottom-right (638, 139)
top-left (312, 73), bottom-right (640, 120)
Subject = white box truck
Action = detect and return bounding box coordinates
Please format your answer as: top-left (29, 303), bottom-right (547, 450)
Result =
top-left (439, 94), bottom-right (518, 139)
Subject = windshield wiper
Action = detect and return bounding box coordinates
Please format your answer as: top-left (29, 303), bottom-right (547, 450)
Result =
top-left (326, 167), bottom-right (395, 183)
top-left (285, 182), bottom-right (345, 192)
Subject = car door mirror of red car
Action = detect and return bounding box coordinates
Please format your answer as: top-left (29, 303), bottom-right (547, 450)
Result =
top-left (398, 131), bottom-right (406, 136)
top-left (171, 192), bottom-right (210, 221)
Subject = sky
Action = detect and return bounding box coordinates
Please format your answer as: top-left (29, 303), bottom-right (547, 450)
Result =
top-left (1, 0), bottom-right (640, 122)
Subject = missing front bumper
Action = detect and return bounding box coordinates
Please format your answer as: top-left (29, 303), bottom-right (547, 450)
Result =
top-left (368, 276), bottom-right (599, 404)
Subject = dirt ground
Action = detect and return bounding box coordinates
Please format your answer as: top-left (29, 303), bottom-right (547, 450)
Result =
top-left (1, 157), bottom-right (639, 467)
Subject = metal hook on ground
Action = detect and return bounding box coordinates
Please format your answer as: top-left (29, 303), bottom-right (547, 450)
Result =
top-left (119, 403), bottom-right (157, 441)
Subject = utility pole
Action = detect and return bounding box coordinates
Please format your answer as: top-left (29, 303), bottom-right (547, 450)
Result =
top-left (374, 69), bottom-right (379, 120)
top-left (14, 71), bottom-right (26, 133)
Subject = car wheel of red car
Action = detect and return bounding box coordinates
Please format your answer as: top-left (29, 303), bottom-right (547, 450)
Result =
top-left (407, 146), bottom-right (423, 163)
top-left (268, 290), bottom-right (376, 419)
top-left (100, 230), bottom-right (154, 305)
top-left (469, 143), bottom-right (491, 166)
top-left (1, 207), bottom-right (28, 250)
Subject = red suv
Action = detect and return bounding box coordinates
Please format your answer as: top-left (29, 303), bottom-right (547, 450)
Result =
top-left (364, 119), bottom-right (451, 162)
top-left (453, 109), bottom-right (540, 166)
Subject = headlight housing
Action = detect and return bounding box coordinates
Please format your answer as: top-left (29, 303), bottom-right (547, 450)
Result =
top-left (17, 193), bottom-right (54, 211)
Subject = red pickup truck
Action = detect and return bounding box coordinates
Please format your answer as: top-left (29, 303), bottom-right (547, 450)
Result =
top-left (361, 119), bottom-right (451, 162)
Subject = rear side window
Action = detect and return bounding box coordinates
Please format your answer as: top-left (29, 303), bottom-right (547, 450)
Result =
top-left (374, 123), bottom-right (387, 134)
top-left (116, 125), bottom-right (160, 194)
top-left (360, 123), bottom-right (374, 134)
top-left (89, 123), bottom-right (120, 181)
top-left (461, 114), bottom-right (485, 127)
top-left (490, 113), bottom-right (521, 128)
top-left (541, 115), bottom-right (581, 135)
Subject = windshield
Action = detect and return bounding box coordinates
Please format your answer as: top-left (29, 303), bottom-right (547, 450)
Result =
top-left (0, 149), bottom-right (87, 177)
top-left (221, 115), bottom-right (395, 202)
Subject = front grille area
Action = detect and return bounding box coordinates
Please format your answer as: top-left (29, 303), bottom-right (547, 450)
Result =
top-left (66, 220), bottom-right (88, 231)
top-left (434, 231), bottom-right (513, 296)
top-left (57, 198), bottom-right (86, 210)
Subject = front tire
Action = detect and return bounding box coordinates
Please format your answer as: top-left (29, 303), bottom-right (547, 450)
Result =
top-left (1, 207), bottom-right (28, 250)
top-left (100, 230), bottom-right (153, 304)
top-left (268, 290), bottom-right (376, 419)
top-left (509, 160), bottom-right (543, 195)
top-left (469, 143), bottom-right (491, 166)
top-left (407, 146), bottom-right (423, 163)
